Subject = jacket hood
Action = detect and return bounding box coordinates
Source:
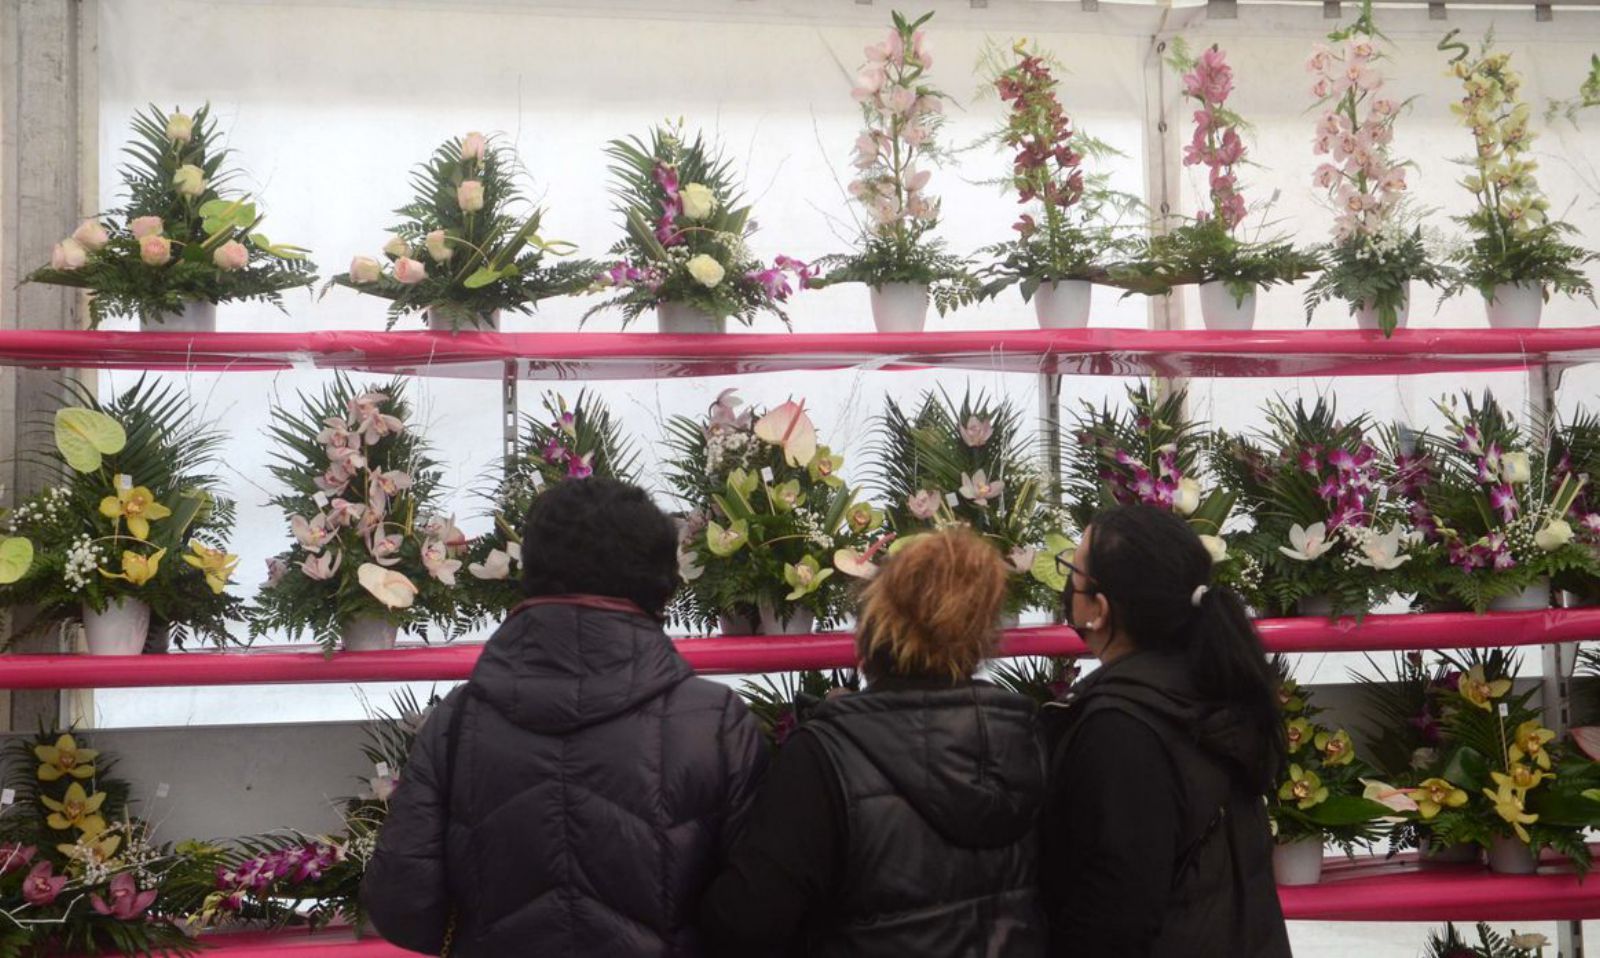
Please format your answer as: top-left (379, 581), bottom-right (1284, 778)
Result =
top-left (470, 598), bottom-right (693, 735)
top-left (814, 683), bottom-right (1044, 849)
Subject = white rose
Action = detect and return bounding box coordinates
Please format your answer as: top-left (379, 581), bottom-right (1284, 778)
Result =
top-left (1535, 519), bottom-right (1574, 552)
top-left (50, 239), bottom-right (87, 271)
top-left (1199, 534), bottom-right (1228, 565)
top-left (71, 219), bottom-right (109, 251)
top-left (382, 235), bottom-right (408, 259)
top-left (686, 253), bottom-right (726, 289)
top-left (1173, 478), bottom-right (1202, 516)
top-left (425, 229), bottom-right (453, 263)
top-left (1501, 451), bottom-right (1532, 485)
top-left (172, 164), bottom-right (206, 198)
top-left (680, 182), bottom-right (717, 221)
top-left (165, 112), bottom-right (194, 143)
top-left (349, 256), bottom-right (382, 285)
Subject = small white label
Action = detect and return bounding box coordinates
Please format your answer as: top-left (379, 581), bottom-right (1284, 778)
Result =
top-left (375, 762), bottom-right (391, 779)
top-left (945, 493), bottom-right (960, 507)
top-left (155, 782), bottom-right (170, 799)
top-left (760, 467), bottom-right (775, 482)
top-left (529, 472), bottom-right (545, 489)
top-left (0, 788), bottom-right (14, 806)
top-left (313, 492), bottom-right (329, 508)
top-left (116, 474), bottom-right (133, 491)
top-left (1498, 704), bottom-right (1510, 717)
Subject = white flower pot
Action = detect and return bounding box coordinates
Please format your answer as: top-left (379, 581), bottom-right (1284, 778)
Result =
top-left (426, 307), bottom-right (499, 332)
top-left (1272, 837), bottom-right (1325, 886)
top-left (1355, 285), bottom-right (1410, 331)
top-left (1296, 595), bottom-right (1335, 618)
top-left (1487, 834), bottom-right (1539, 875)
top-left (342, 617), bottom-right (398, 652)
top-left (144, 300), bottom-right (215, 333)
top-left (757, 602), bottom-right (815, 636)
top-left (1034, 280), bottom-right (1092, 329)
top-left (1489, 579), bottom-right (1551, 612)
top-left (81, 598), bottom-right (151, 656)
top-left (657, 302), bottom-right (726, 334)
top-left (1486, 282), bottom-right (1543, 329)
top-left (870, 283), bottom-right (930, 333)
top-left (1198, 281), bottom-right (1256, 331)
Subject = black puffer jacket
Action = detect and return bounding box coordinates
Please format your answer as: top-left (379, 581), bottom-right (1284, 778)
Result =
top-left (362, 596), bottom-right (768, 957)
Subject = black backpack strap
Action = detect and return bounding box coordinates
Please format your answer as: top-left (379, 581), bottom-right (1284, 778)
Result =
top-left (439, 684), bottom-right (475, 815)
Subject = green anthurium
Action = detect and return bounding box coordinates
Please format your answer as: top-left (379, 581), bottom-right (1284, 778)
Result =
top-left (784, 555), bottom-right (834, 601)
top-left (706, 519), bottom-right (748, 557)
top-left (0, 536), bottom-right (35, 584)
top-left (1030, 532), bottom-right (1076, 591)
top-left (200, 198), bottom-right (256, 234)
top-left (54, 407), bottom-right (127, 473)
top-left (768, 480), bottom-right (805, 514)
top-left (248, 234), bottom-right (311, 260)
top-left (463, 267), bottom-right (504, 289)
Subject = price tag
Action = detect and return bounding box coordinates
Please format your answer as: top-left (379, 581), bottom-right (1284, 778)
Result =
top-left (760, 467), bottom-right (775, 482)
top-left (313, 492), bottom-right (329, 508)
top-left (0, 788), bottom-right (14, 807)
top-left (116, 474), bottom-right (133, 491)
top-left (375, 762), bottom-right (392, 779)
top-left (1498, 704), bottom-right (1509, 717)
top-left (945, 493), bottom-right (960, 507)
top-left (529, 472), bottom-right (545, 490)
top-left (155, 782), bottom-right (170, 799)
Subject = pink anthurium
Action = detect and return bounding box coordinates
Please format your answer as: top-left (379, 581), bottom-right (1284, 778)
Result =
top-left (1571, 726), bottom-right (1600, 762)
top-left (754, 400), bottom-right (818, 467)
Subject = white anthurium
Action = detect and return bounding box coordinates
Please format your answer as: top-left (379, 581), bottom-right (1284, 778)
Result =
top-left (1352, 526), bottom-right (1411, 571)
top-left (1279, 522), bottom-right (1332, 562)
top-left (358, 563), bottom-right (418, 609)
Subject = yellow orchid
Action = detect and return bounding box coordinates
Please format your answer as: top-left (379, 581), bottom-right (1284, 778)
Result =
top-left (98, 485), bottom-right (171, 540)
top-left (100, 548), bottom-right (165, 587)
top-left (1483, 781), bottom-right (1538, 843)
top-left (1509, 720), bottom-right (1557, 771)
top-left (1285, 718), bottom-right (1313, 754)
top-left (41, 782), bottom-right (108, 835)
top-left (1495, 766), bottom-right (1549, 794)
top-left (1278, 764), bottom-right (1328, 811)
top-left (34, 733), bottom-right (98, 782)
top-left (183, 542), bottom-right (238, 594)
top-left (57, 831), bottom-right (120, 868)
top-left (1406, 777), bottom-right (1469, 820)
top-left (1459, 664), bottom-right (1512, 711)
top-left (1315, 729), bottom-right (1356, 767)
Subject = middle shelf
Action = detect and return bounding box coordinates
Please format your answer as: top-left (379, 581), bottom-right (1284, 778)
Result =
top-left (4, 608), bottom-right (1597, 689)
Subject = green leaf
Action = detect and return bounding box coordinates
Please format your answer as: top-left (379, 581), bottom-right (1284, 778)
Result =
top-left (1031, 532), bottom-right (1075, 591)
top-left (1299, 795), bottom-right (1393, 827)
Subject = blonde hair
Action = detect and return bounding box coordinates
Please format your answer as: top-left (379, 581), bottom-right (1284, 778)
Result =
top-left (856, 528), bottom-right (1009, 682)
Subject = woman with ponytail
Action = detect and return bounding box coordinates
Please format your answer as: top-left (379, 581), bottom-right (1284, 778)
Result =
top-left (1041, 505), bottom-right (1290, 958)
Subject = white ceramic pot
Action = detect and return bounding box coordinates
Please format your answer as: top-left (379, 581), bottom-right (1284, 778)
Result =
top-left (342, 617), bottom-right (399, 652)
top-left (1033, 280), bottom-right (1092, 329)
top-left (1355, 285), bottom-right (1410, 331)
top-left (1296, 595), bottom-right (1335, 618)
top-left (144, 300), bottom-right (216, 333)
top-left (657, 302), bottom-right (727, 334)
top-left (426, 307), bottom-right (499, 332)
top-left (1198, 281), bottom-right (1257, 331)
top-left (870, 283), bottom-right (930, 333)
top-left (1272, 837), bottom-right (1325, 886)
top-left (757, 602), bottom-right (815, 636)
top-left (81, 598), bottom-right (151, 656)
top-left (1487, 834), bottom-right (1539, 875)
top-left (1486, 282), bottom-right (1543, 329)
top-left (1489, 579), bottom-right (1551, 613)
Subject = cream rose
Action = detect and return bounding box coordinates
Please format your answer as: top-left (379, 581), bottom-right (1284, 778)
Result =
top-left (50, 239), bottom-right (88, 271)
top-left (461, 131), bottom-right (487, 161)
top-left (71, 219), bottom-right (109, 251)
top-left (1173, 478), bottom-right (1202, 516)
top-left (165, 112), bottom-right (194, 143)
top-left (680, 183), bottom-right (717, 221)
top-left (172, 164), bottom-right (206, 198)
top-left (457, 179), bottom-right (485, 212)
top-left (1199, 534), bottom-right (1229, 564)
top-left (1501, 451), bottom-right (1532, 485)
top-left (686, 254), bottom-right (726, 289)
top-left (392, 256), bottom-right (427, 285)
top-left (382, 235), bottom-right (408, 259)
top-left (129, 216), bottom-right (164, 240)
top-left (212, 240), bottom-right (249, 271)
top-left (425, 229), bottom-right (453, 263)
top-left (1535, 519), bottom-right (1574, 552)
top-left (139, 234), bottom-right (172, 267)
top-left (349, 256), bottom-right (382, 285)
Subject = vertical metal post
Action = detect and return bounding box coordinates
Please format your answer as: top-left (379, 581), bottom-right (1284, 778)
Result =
top-left (502, 360), bottom-right (520, 477)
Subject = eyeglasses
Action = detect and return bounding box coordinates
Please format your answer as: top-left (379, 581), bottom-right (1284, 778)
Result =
top-left (1056, 553), bottom-right (1097, 596)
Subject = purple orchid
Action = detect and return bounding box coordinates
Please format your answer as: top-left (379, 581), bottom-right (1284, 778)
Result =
top-left (654, 163), bottom-right (680, 196)
top-left (1488, 483), bottom-right (1519, 523)
top-left (567, 453), bottom-right (595, 480)
top-left (1457, 423), bottom-right (1483, 456)
top-left (542, 436), bottom-right (570, 465)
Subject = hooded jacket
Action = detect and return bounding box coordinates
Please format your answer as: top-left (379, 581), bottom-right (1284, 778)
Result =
top-left (362, 596), bottom-right (768, 958)
top-left (1039, 652), bottom-right (1290, 958)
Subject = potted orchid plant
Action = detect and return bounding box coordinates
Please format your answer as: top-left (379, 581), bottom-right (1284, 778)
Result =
top-left (815, 11), bottom-right (977, 331)
top-left (587, 123), bottom-right (811, 333)
top-left (463, 391), bottom-right (641, 614)
top-left (251, 378), bottom-right (474, 654)
top-left (975, 41), bottom-right (1141, 328)
top-left (26, 104), bottom-right (314, 331)
top-left (872, 388), bottom-right (1067, 619)
top-left (1440, 31), bottom-right (1594, 328)
top-left (1115, 41), bottom-right (1315, 329)
top-left (0, 379), bottom-right (242, 654)
top-left (1210, 398), bottom-right (1420, 618)
top-left (1301, 2), bottom-right (1447, 336)
top-left (329, 131), bottom-right (595, 332)
top-left (667, 391), bottom-right (886, 634)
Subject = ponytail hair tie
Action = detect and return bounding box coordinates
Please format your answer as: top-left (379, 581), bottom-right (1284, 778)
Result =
top-left (1190, 584), bottom-right (1210, 608)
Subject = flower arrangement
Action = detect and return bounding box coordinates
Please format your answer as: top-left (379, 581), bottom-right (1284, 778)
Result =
top-left (1115, 42), bottom-right (1315, 306)
top-left (1425, 923), bottom-right (1549, 958)
top-left (1551, 408), bottom-right (1600, 602)
top-left (1396, 392), bottom-right (1597, 613)
top-left (1301, 2), bottom-right (1446, 336)
top-left (974, 41), bottom-right (1140, 306)
top-left (328, 132), bottom-right (594, 331)
top-left (814, 11), bottom-right (977, 313)
top-left (25, 104), bottom-right (314, 327)
top-left (667, 391), bottom-right (885, 633)
top-left (1439, 31), bottom-right (1595, 310)
top-left (990, 656), bottom-right (1081, 706)
top-left (251, 378), bottom-right (474, 653)
top-left (1210, 398), bottom-right (1420, 617)
top-left (586, 123), bottom-right (811, 330)
top-left (1065, 383), bottom-right (1256, 595)
top-left (0, 378), bottom-right (241, 650)
top-left (0, 732), bottom-right (217, 955)
top-left (738, 670), bottom-right (859, 747)
top-left (871, 388), bottom-right (1067, 616)
top-left (463, 391), bottom-right (641, 614)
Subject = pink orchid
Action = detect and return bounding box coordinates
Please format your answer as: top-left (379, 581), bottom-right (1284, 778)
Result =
top-left (566, 452), bottom-right (595, 480)
top-left (317, 417), bottom-right (359, 451)
top-left (853, 132), bottom-right (881, 169)
top-left (367, 529), bottom-right (405, 567)
top-left (422, 515), bottom-right (469, 552)
top-left (0, 844), bottom-right (36, 876)
top-left (708, 388), bottom-right (749, 431)
top-left (887, 86), bottom-right (917, 115)
top-left (22, 861), bottom-right (66, 906)
top-left (300, 550), bottom-right (342, 581)
top-left (653, 163), bottom-right (680, 196)
top-left (960, 416), bottom-right (994, 448)
top-left (910, 29), bottom-right (932, 68)
top-left (912, 94), bottom-right (943, 116)
top-left (903, 123), bottom-right (930, 146)
top-left (92, 872), bottom-right (158, 920)
top-left (904, 168), bottom-right (932, 194)
top-left (291, 513), bottom-right (334, 554)
top-left (265, 556), bottom-right (289, 588)
top-left (421, 539), bottom-right (461, 586)
top-left (959, 471), bottom-right (1005, 507)
top-left (367, 470), bottom-right (413, 515)
top-left (349, 394), bottom-right (405, 445)
top-left (1314, 163), bottom-right (1341, 189)
top-left (1306, 45), bottom-right (1333, 76)
top-left (1372, 98), bottom-right (1399, 117)
top-left (325, 499), bottom-right (367, 529)
top-left (907, 490), bottom-right (943, 521)
top-left (852, 63), bottom-right (888, 100)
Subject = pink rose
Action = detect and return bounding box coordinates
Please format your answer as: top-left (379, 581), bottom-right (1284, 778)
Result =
top-left (139, 234), bottom-right (172, 267)
top-left (212, 240), bottom-right (248, 272)
top-left (461, 131), bottom-right (487, 161)
top-left (392, 256), bottom-right (427, 285)
top-left (129, 215), bottom-right (164, 239)
top-left (50, 239), bottom-right (87, 271)
top-left (72, 218), bottom-right (109, 250)
top-left (457, 179), bottom-right (485, 213)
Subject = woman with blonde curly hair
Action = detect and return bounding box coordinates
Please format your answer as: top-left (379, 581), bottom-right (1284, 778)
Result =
top-left (700, 528), bottom-right (1047, 958)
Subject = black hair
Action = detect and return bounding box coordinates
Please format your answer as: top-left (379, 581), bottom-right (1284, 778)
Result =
top-left (1082, 504), bottom-right (1287, 791)
top-left (519, 478), bottom-right (679, 618)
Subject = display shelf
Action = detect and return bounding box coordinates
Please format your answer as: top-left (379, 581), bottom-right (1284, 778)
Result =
top-left (4, 609), bottom-right (1596, 690)
top-left (1279, 851), bottom-right (1600, 922)
top-left (3, 327), bottom-right (1600, 380)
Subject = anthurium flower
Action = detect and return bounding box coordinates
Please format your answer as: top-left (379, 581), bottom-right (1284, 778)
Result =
top-left (1460, 664), bottom-right (1513, 711)
top-left (768, 480), bottom-right (804, 514)
top-left (754, 401), bottom-right (818, 467)
top-left (678, 548), bottom-right (704, 583)
top-left (834, 548), bottom-right (880, 580)
top-left (92, 872), bottom-right (159, 920)
top-left (1406, 777), bottom-right (1469, 820)
top-left (42, 782), bottom-right (107, 835)
top-left (1360, 779), bottom-right (1419, 814)
top-left (1510, 720), bottom-right (1557, 770)
top-left (35, 734), bottom-right (98, 782)
top-left (784, 555), bottom-right (834, 601)
top-left (183, 542), bottom-right (239, 594)
top-left (1315, 729), bottom-right (1356, 767)
top-left (98, 485), bottom-right (171, 540)
top-left (100, 548), bottom-right (165, 587)
top-left (1483, 781), bottom-right (1538, 843)
top-left (469, 547), bottom-right (517, 581)
top-left (358, 563), bottom-right (417, 609)
top-left (959, 471), bottom-right (1004, 507)
top-left (1278, 764), bottom-right (1328, 810)
top-left (809, 447), bottom-right (845, 487)
top-left (1279, 522), bottom-right (1331, 562)
top-left (1285, 718), bottom-right (1313, 753)
top-left (706, 519), bottom-right (748, 557)
top-left (1572, 726), bottom-right (1600, 761)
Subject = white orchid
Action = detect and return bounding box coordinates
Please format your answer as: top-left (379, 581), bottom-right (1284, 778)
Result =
top-left (421, 539), bottom-right (462, 586)
top-left (1007, 546), bottom-right (1037, 575)
top-left (290, 513), bottom-right (334, 554)
top-left (958, 471), bottom-right (1004, 507)
top-left (1351, 526), bottom-right (1411, 571)
top-left (1279, 522), bottom-right (1332, 562)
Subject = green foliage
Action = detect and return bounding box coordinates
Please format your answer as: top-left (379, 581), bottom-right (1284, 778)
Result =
top-left (1111, 216), bottom-right (1318, 302)
top-left (737, 670), bottom-right (857, 746)
top-left (1269, 659), bottom-right (1392, 849)
top-left (1424, 922), bottom-right (1549, 958)
top-left (812, 231), bottom-right (980, 315)
top-left (1447, 221), bottom-right (1596, 302)
top-left (1303, 228), bottom-right (1449, 336)
top-left (989, 656), bottom-right (1079, 706)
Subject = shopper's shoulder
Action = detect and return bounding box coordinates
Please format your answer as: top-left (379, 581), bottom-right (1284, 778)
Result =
top-left (660, 672), bottom-right (743, 714)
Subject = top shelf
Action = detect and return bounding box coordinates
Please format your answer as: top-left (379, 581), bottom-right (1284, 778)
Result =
top-left (4, 327), bottom-right (1599, 380)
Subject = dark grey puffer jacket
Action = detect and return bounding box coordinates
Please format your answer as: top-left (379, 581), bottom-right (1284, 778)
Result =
top-left (362, 596), bottom-right (768, 957)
